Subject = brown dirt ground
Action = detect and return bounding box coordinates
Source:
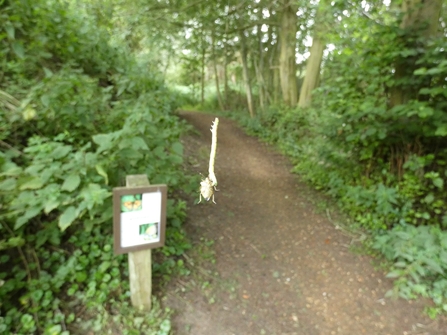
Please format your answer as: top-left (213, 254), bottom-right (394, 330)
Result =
top-left (163, 111), bottom-right (447, 335)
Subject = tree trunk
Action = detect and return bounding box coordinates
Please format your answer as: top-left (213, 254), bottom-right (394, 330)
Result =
top-left (223, 20), bottom-right (230, 106)
top-left (389, 0), bottom-right (442, 107)
top-left (298, 37), bottom-right (325, 108)
top-left (239, 30), bottom-right (255, 118)
top-left (279, 0), bottom-right (298, 107)
top-left (268, 27), bottom-right (280, 104)
top-left (224, 50), bottom-right (229, 105)
top-left (211, 29), bottom-right (225, 111)
top-left (201, 44), bottom-right (205, 105)
top-left (256, 17), bottom-right (265, 110)
top-left (298, 0), bottom-right (330, 108)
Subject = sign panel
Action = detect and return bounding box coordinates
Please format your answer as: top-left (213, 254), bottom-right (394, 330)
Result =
top-left (113, 185), bottom-right (167, 254)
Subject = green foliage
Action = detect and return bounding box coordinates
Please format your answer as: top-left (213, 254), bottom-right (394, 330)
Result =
top-left (0, 0), bottom-right (194, 333)
top-left (227, 7), bottom-right (447, 316)
top-left (373, 224), bottom-right (447, 318)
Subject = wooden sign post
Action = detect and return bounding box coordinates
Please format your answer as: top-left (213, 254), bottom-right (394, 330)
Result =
top-left (113, 175), bottom-right (167, 311)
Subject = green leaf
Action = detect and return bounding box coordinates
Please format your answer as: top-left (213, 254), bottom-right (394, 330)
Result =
top-left (20, 177), bottom-right (43, 190)
top-left (171, 142), bottom-right (183, 155)
top-left (43, 67), bottom-right (53, 78)
top-left (131, 137), bottom-right (149, 151)
top-left (31, 289), bottom-right (44, 303)
top-left (5, 24), bottom-right (15, 40)
top-left (12, 41), bottom-right (25, 58)
top-left (98, 261), bottom-right (111, 273)
top-left (0, 237), bottom-right (25, 250)
top-left (435, 125), bottom-right (447, 137)
top-left (61, 174), bottom-right (81, 192)
top-left (59, 206), bottom-right (77, 231)
top-left (95, 164), bottom-right (108, 185)
top-left (0, 178), bottom-right (16, 191)
top-left (386, 270), bottom-right (402, 278)
top-left (424, 193), bottom-right (435, 204)
top-left (76, 271), bottom-right (88, 283)
top-left (433, 178), bottom-right (444, 189)
top-left (424, 258), bottom-right (444, 275)
top-left (93, 133), bottom-right (116, 153)
top-left (51, 146), bottom-right (71, 159)
top-left (44, 199), bottom-right (60, 214)
top-left (440, 251), bottom-right (447, 264)
top-left (15, 207), bottom-right (41, 230)
top-left (40, 94), bottom-right (50, 107)
top-left (45, 325), bottom-right (62, 335)
top-left (414, 67), bottom-right (427, 75)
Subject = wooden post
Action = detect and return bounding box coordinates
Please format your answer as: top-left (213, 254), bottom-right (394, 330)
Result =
top-left (126, 174), bottom-right (152, 311)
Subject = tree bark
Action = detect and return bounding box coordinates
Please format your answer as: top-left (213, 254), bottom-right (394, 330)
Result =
top-left (201, 42), bottom-right (205, 105)
top-left (298, 37), bottom-right (325, 108)
top-left (224, 49), bottom-right (229, 105)
top-left (239, 30), bottom-right (255, 118)
top-left (298, 0), bottom-right (330, 108)
top-left (211, 29), bottom-right (225, 111)
top-left (279, 0), bottom-right (298, 107)
top-left (256, 14), bottom-right (265, 110)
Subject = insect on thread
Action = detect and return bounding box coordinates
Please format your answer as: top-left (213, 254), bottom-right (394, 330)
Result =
top-left (199, 118), bottom-right (219, 204)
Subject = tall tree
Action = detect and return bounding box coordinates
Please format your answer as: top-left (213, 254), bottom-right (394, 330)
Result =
top-left (211, 27), bottom-right (225, 111)
top-left (298, 0), bottom-right (330, 108)
top-left (279, 0), bottom-right (298, 106)
top-left (239, 29), bottom-right (255, 117)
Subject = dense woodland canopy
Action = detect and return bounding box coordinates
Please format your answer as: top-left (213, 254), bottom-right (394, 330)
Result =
top-left (1, 0), bottom-right (447, 333)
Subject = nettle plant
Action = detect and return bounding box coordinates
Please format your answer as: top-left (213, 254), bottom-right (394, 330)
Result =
top-left (373, 224), bottom-right (447, 318)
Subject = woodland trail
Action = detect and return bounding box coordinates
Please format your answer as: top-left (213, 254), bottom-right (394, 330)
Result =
top-left (164, 111), bottom-right (447, 335)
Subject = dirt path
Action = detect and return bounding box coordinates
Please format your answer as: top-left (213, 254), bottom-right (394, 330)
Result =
top-left (164, 111), bottom-right (447, 335)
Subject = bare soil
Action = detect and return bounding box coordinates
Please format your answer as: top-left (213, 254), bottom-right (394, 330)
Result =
top-left (163, 111), bottom-right (447, 335)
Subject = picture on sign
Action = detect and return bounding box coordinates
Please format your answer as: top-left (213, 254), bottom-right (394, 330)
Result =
top-left (113, 185), bottom-right (167, 254)
top-left (121, 194), bottom-right (142, 212)
top-left (139, 222), bottom-right (158, 241)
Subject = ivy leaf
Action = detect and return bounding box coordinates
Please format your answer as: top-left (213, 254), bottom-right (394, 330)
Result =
top-left (59, 206), bottom-right (77, 231)
top-left (61, 174), bottom-right (81, 192)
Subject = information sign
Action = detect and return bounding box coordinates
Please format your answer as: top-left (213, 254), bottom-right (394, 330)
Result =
top-left (113, 185), bottom-right (167, 254)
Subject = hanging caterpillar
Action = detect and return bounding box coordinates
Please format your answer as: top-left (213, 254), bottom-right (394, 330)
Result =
top-left (198, 118), bottom-right (219, 204)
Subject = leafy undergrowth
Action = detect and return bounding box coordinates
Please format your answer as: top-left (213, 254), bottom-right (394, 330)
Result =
top-left (0, 1), bottom-right (197, 333)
